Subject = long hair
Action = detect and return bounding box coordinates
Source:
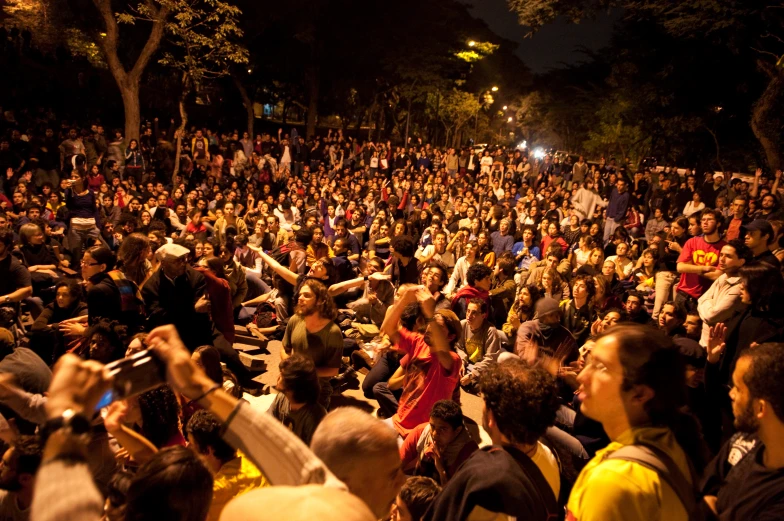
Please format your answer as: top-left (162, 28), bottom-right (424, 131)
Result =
top-left (301, 279), bottom-right (337, 320)
top-left (598, 324), bottom-right (710, 473)
top-left (739, 263), bottom-right (784, 314)
top-left (117, 233), bottom-right (151, 286)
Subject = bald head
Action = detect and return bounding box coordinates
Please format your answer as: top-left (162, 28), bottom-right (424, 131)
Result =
top-left (310, 407), bottom-right (405, 519)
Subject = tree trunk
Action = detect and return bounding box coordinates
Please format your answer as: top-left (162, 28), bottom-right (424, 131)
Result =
top-left (305, 65), bottom-right (319, 139)
top-left (92, 0), bottom-right (169, 143)
top-left (282, 98), bottom-right (289, 125)
top-left (119, 80), bottom-right (141, 144)
top-left (233, 75), bottom-right (254, 139)
top-left (751, 71), bottom-right (784, 171)
top-left (173, 73), bottom-right (190, 186)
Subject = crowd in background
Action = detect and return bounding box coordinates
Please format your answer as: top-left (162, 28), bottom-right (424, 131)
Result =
top-left (0, 106), bottom-right (782, 521)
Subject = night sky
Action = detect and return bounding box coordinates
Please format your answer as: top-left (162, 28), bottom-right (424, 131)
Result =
top-left (468, 0), bottom-right (620, 73)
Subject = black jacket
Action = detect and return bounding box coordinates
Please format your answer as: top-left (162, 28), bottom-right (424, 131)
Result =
top-left (142, 266), bottom-right (211, 350)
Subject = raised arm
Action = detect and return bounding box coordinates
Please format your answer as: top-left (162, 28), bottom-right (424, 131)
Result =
top-left (247, 245), bottom-right (298, 286)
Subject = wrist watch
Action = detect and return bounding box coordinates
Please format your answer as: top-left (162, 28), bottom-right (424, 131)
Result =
top-left (41, 408), bottom-right (92, 445)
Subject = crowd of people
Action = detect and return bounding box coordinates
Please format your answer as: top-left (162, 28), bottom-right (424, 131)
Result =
top-left (0, 107), bottom-right (782, 521)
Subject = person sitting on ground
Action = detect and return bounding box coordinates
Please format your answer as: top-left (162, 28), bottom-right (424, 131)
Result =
top-left (380, 285), bottom-right (462, 438)
top-left (388, 235), bottom-right (421, 286)
top-left (267, 354), bottom-right (327, 446)
top-left (451, 262), bottom-right (492, 321)
top-left (515, 297), bottom-right (578, 370)
top-left (0, 435), bottom-right (42, 520)
top-left (186, 410), bottom-right (266, 521)
top-left (399, 400), bottom-right (479, 485)
top-left (624, 291), bottom-right (653, 325)
top-left (425, 359), bottom-right (562, 520)
top-left (390, 477), bottom-right (441, 521)
top-left (30, 279), bottom-right (88, 364)
top-left (457, 298), bottom-right (502, 390)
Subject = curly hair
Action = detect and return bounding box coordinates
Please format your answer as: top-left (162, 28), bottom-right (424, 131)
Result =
top-left (572, 274), bottom-right (596, 300)
top-left (137, 385), bottom-right (183, 449)
top-left (301, 279), bottom-right (337, 320)
top-left (479, 358), bottom-right (560, 445)
top-left (429, 400), bottom-right (464, 430)
top-left (466, 262), bottom-right (492, 287)
top-left (279, 353), bottom-right (320, 405)
top-left (186, 410), bottom-right (236, 463)
top-left (84, 319), bottom-right (126, 363)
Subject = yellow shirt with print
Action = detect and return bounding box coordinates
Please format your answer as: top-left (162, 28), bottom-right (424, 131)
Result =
top-left (206, 452), bottom-right (268, 521)
top-left (566, 427), bottom-right (691, 521)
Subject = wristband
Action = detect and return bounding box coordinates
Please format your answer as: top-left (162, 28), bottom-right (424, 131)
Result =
top-left (187, 384), bottom-right (221, 407)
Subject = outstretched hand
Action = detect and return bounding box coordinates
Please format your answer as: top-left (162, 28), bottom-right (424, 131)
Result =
top-left (706, 323), bottom-right (727, 364)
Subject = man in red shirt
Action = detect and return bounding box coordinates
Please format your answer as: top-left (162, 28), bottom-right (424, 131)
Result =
top-left (676, 208), bottom-right (725, 311)
top-left (381, 285), bottom-right (462, 438)
top-left (724, 196), bottom-right (748, 241)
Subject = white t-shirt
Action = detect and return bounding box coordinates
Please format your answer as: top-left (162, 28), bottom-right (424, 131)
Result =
top-left (0, 491), bottom-right (28, 521)
top-left (532, 441), bottom-right (561, 498)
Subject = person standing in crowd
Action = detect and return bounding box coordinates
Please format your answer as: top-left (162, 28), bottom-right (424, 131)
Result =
top-left (701, 343), bottom-right (784, 519)
top-left (675, 209), bottom-right (725, 311)
top-left (744, 219), bottom-right (781, 267)
top-left (567, 325), bottom-right (710, 521)
top-left (603, 178), bottom-right (630, 245)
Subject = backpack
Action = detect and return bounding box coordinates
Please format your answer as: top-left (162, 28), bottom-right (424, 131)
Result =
top-left (499, 445), bottom-right (561, 521)
top-left (607, 443), bottom-right (710, 521)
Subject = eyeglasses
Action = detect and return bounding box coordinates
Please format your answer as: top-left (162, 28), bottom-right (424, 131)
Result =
top-left (81, 260), bottom-right (99, 267)
top-left (582, 353), bottom-right (622, 376)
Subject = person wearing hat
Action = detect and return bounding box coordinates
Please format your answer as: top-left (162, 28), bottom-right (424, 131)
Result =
top-left (744, 219), bottom-right (781, 268)
top-left (701, 172), bottom-right (727, 208)
top-left (514, 297), bottom-right (577, 368)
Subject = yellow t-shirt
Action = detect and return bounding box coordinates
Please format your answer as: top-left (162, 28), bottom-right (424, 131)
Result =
top-left (207, 452), bottom-right (268, 521)
top-left (566, 427), bottom-right (691, 521)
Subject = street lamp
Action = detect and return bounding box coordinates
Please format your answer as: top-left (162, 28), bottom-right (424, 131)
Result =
top-left (491, 86), bottom-right (499, 92)
top-left (468, 40), bottom-right (476, 47)
top-left (507, 116), bottom-right (513, 123)
top-left (502, 105), bottom-right (508, 111)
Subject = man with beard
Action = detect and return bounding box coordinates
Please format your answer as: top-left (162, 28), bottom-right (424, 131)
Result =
top-left (281, 279), bottom-right (343, 409)
top-left (701, 343), bottom-right (784, 520)
top-left (0, 435), bottom-right (42, 521)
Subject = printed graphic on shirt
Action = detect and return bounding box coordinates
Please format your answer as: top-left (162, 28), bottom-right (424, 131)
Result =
top-left (692, 249), bottom-right (719, 266)
top-left (727, 433), bottom-right (758, 466)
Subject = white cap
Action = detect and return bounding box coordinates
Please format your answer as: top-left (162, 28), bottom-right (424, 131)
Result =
top-left (156, 243), bottom-right (190, 259)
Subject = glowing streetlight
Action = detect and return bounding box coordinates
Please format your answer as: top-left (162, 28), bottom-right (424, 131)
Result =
top-left (468, 40), bottom-right (476, 47)
top-left (502, 105), bottom-right (508, 110)
top-left (491, 86), bottom-right (499, 92)
top-left (507, 117), bottom-right (513, 123)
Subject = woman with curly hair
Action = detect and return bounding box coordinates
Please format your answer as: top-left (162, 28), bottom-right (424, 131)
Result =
top-left (502, 284), bottom-right (543, 341)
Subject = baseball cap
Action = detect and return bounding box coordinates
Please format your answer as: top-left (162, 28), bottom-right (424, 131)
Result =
top-left (744, 219), bottom-right (774, 237)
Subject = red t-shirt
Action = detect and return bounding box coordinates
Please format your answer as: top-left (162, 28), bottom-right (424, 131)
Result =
top-left (392, 328), bottom-right (460, 438)
top-left (676, 235), bottom-right (725, 299)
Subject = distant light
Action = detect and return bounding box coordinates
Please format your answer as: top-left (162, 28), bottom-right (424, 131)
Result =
top-left (468, 40), bottom-right (476, 47)
top-left (507, 116), bottom-right (513, 123)
top-left (517, 141), bottom-right (527, 149)
top-left (247, 68), bottom-right (252, 73)
top-left (491, 86), bottom-right (499, 92)
top-left (714, 106), bottom-right (723, 113)
top-left (100, 32), bottom-right (107, 37)
top-left (533, 147), bottom-right (546, 159)
top-left (502, 105), bottom-right (508, 110)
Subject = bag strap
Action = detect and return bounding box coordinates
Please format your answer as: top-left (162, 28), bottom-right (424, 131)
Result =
top-left (607, 444), bottom-right (697, 515)
top-left (495, 445), bottom-right (559, 520)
